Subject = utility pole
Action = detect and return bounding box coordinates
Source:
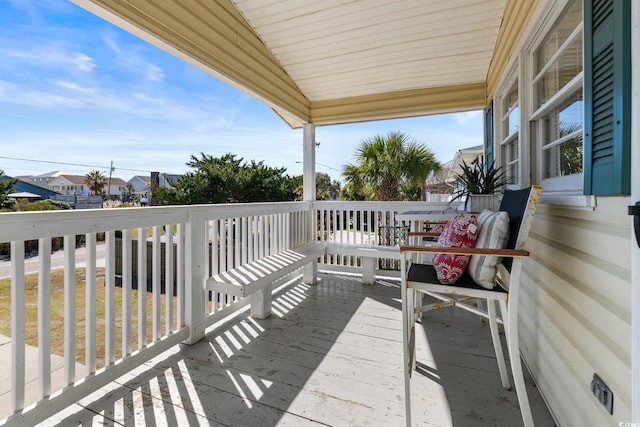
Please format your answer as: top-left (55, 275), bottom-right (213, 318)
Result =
top-left (107, 161), bottom-right (114, 200)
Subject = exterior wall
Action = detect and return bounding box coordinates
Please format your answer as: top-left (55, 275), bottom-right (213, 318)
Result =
top-left (521, 196), bottom-right (631, 425)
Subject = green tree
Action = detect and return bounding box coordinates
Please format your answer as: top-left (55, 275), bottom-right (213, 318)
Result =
top-left (341, 131), bottom-right (440, 201)
top-left (85, 170), bottom-right (107, 196)
top-left (152, 153), bottom-right (297, 205)
top-left (292, 172), bottom-right (341, 201)
top-left (0, 170), bottom-right (18, 206)
top-left (121, 183), bottom-right (138, 203)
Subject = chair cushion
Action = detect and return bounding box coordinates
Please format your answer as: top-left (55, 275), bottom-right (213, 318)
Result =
top-left (467, 209), bottom-right (510, 289)
top-left (432, 215), bottom-right (478, 284)
top-left (407, 263), bottom-right (507, 293)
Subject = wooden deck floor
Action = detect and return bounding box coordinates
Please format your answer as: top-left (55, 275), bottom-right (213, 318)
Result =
top-left (43, 273), bottom-right (555, 426)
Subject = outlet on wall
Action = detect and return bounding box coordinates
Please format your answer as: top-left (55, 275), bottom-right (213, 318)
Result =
top-left (590, 373), bottom-right (613, 415)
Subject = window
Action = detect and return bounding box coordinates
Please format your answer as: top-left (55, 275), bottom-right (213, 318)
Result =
top-left (530, 0), bottom-right (583, 192)
top-left (501, 80), bottom-right (519, 186)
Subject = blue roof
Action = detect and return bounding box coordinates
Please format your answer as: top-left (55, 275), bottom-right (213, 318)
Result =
top-left (0, 176), bottom-right (58, 199)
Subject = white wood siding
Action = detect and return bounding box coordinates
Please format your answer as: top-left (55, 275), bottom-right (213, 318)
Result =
top-left (521, 197), bottom-right (631, 426)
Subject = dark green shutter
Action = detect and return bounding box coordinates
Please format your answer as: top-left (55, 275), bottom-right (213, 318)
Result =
top-left (584, 0), bottom-right (631, 195)
top-left (484, 101), bottom-right (494, 170)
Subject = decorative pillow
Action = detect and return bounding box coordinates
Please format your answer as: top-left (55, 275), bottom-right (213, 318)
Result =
top-left (432, 215), bottom-right (478, 284)
top-left (467, 210), bottom-right (510, 289)
top-left (430, 223), bottom-right (446, 234)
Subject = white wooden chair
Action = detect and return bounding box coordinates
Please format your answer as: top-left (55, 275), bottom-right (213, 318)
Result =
top-left (400, 185), bottom-right (542, 427)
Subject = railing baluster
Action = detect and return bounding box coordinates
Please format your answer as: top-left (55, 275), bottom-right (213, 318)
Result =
top-left (105, 231), bottom-right (115, 366)
top-left (63, 235), bottom-right (76, 386)
top-left (152, 225), bottom-right (161, 342)
top-left (209, 220), bottom-right (217, 313)
top-left (85, 233), bottom-right (96, 376)
top-left (38, 238), bottom-right (52, 398)
top-left (212, 219), bottom-right (221, 313)
top-left (220, 219), bottom-right (226, 273)
top-left (277, 213), bottom-right (283, 251)
top-left (227, 218), bottom-right (234, 270)
top-left (360, 210), bottom-right (365, 245)
top-left (165, 224), bottom-right (173, 334)
top-left (242, 217), bottom-right (248, 265)
top-left (11, 240), bottom-right (25, 412)
top-left (177, 223), bottom-right (184, 326)
top-left (248, 216), bottom-right (255, 263)
top-left (137, 227), bottom-right (147, 349)
top-left (122, 229), bottom-right (132, 357)
top-left (234, 217), bottom-right (240, 269)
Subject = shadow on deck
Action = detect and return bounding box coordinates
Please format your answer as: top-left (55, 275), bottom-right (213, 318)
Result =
top-left (45, 273), bottom-right (555, 426)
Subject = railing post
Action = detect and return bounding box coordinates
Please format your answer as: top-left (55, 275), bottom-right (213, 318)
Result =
top-left (303, 123), bottom-right (318, 284)
top-left (184, 209), bottom-right (207, 344)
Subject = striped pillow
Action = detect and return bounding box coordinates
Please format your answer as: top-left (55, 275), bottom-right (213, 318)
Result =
top-left (467, 210), bottom-right (510, 289)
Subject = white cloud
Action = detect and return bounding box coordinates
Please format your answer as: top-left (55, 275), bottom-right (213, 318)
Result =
top-left (52, 80), bottom-right (96, 94)
top-left (453, 110), bottom-right (482, 125)
top-left (3, 45), bottom-right (96, 72)
top-left (102, 35), bottom-right (166, 83)
top-left (0, 80), bottom-right (86, 108)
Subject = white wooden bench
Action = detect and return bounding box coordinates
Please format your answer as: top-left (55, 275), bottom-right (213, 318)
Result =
top-left (206, 242), bottom-right (326, 318)
top-left (324, 243), bottom-right (401, 285)
top-left (206, 242), bottom-right (401, 318)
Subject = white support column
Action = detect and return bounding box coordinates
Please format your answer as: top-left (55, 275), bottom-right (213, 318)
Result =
top-left (631, 0), bottom-right (640, 421)
top-left (184, 211), bottom-right (207, 345)
top-left (303, 123), bottom-right (316, 201)
top-left (303, 123), bottom-right (318, 284)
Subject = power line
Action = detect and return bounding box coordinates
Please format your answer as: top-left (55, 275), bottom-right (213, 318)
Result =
top-left (0, 155), bottom-right (153, 174)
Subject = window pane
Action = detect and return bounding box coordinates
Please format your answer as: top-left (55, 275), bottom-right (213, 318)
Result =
top-left (534, 0), bottom-right (582, 74)
top-left (542, 92), bottom-right (583, 178)
top-left (502, 142), bottom-right (519, 185)
top-left (535, 35), bottom-right (582, 108)
top-left (503, 82), bottom-right (519, 137)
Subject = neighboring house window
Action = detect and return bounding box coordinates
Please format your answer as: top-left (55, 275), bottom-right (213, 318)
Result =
top-left (501, 79), bottom-right (520, 186)
top-left (529, 0), bottom-right (583, 193)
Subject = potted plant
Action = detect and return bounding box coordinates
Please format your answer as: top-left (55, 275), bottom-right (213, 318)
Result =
top-left (452, 159), bottom-right (509, 212)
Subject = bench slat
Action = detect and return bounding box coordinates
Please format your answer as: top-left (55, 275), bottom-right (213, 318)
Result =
top-left (207, 242), bottom-right (326, 297)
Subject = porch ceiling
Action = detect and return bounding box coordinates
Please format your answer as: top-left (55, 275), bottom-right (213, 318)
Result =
top-left (72, 0), bottom-right (508, 128)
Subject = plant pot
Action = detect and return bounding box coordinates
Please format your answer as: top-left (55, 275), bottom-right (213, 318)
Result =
top-left (465, 194), bottom-right (501, 213)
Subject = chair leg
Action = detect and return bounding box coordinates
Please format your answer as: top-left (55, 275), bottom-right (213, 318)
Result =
top-left (400, 261), bottom-right (412, 426)
top-left (502, 299), bottom-right (534, 427)
top-left (488, 299), bottom-right (510, 390)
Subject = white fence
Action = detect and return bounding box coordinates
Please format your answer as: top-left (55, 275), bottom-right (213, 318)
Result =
top-left (312, 200), bottom-right (450, 274)
top-left (0, 200), bottom-right (449, 425)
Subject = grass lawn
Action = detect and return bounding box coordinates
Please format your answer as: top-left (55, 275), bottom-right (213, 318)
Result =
top-left (0, 268), bottom-right (177, 370)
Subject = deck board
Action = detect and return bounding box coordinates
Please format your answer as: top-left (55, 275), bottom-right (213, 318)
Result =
top-left (44, 273), bottom-right (556, 426)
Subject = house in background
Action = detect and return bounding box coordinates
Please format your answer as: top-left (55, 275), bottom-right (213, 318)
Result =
top-left (104, 177), bottom-right (129, 200)
top-left (0, 175), bottom-right (58, 200)
top-left (425, 145), bottom-right (484, 202)
top-left (48, 175), bottom-right (91, 196)
top-left (128, 175), bottom-right (151, 203)
top-left (30, 171), bottom-right (71, 188)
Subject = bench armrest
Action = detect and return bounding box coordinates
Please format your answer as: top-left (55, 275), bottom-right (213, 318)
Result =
top-left (399, 245), bottom-right (529, 258)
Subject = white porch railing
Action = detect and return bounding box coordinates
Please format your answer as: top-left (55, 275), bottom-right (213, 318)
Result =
top-left (312, 201), bottom-right (450, 275)
top-left (0, 200), bottom-right (449, 425)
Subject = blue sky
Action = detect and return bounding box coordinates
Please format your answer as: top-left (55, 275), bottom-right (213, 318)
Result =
top-left (0, 0), bottom-right (483, 183)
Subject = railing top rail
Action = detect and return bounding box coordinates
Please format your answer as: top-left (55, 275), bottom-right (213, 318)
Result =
top-left (0, 201), bottom-right (311, 243)
top-left (311, 200), bottom-right (454, 210)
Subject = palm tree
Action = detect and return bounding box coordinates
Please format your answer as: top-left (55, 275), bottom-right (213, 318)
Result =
top-left (341, 131), bottom-right (440, 201)
top-left (85, 170), bottom-right (107, 196)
